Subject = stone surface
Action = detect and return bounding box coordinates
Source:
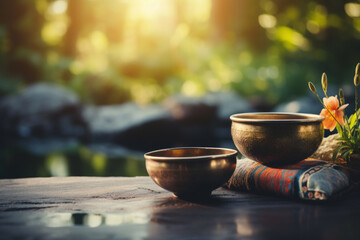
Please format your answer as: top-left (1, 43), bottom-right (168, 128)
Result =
top-left (164, 91), bottom-right (255, 124)
top-left (0, 177), bottom-right (360, 239)
top-left (164, 94), bottom-right (218, 124)
top-left (163, 92), bottom-right (255, 149)
top-left (203, 91), bottom-right (255, 123)
top-left (0, 83), bottom-right (86, 138)
top-left (82, 102), bottom-right (178, 149)
top-left (83, 103), bottom-right (170, 136)
top-left (0, 86), bottom-right (253, 151)
top-left (311, 134), bottom-right (342, 162)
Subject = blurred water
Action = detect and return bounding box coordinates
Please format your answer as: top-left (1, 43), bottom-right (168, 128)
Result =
top-left (0, 139), bottom-right (148, 178)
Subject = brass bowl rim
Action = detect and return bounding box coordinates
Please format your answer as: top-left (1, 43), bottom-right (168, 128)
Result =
top-left (230, 112), bottom-right (324, 123)
top-left (144, 147), bottom-right (238, 161)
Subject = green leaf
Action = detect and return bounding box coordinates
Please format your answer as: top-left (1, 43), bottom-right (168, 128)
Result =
top-left (349, 113), bottom-right (357, 128)
top-left (333, 145), bottom-right (351, 161)
top-left (336, 124), bottom-right (343, 137)
top-left (333, 147), bottom-right (342, 161)
top-left (337, 145), bottom-right (351, 152)
top-left (342, 150), bottom-right (353, 162)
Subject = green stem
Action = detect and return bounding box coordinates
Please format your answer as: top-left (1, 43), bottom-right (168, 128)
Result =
top-left (345, 116), bottom-right (351, 139)
top-left (356, 85), bottom-right (358, 122)
top-left (355, 86), bottom-right (359, 144)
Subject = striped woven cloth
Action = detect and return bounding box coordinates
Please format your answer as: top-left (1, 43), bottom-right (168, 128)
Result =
top-left (226, 158), bottom-right (357, 200)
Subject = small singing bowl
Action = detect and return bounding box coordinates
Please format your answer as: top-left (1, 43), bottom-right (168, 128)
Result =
top-left (230, 112), bottom-right (324, 165)
top-left (145, 147), bottom-right (237, 199)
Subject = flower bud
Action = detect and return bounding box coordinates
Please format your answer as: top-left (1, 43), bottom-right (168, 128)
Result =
top-left (308, 82), bottom-right (317, 94)
top-left (356, 63), bottom-right (360, 76)
top-left (321, 72), bottom-right (327, 94)
top-left (339, 88), bottom-right (345, 106)
top-left (355, 74), bottom-right (360, 87)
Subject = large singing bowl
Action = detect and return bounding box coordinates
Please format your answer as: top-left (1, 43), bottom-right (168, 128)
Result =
top-left (145, 147), bottom-right (237, 199)
top-left (230, 112), bottom-right (324, 165)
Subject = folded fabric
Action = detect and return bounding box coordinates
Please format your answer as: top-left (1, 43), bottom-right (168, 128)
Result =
top-left (226, 158), bottom-right (359, 200)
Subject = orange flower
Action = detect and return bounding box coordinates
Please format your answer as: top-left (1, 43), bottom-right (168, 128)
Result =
top-left (320, 96), bottom-right (349, 131)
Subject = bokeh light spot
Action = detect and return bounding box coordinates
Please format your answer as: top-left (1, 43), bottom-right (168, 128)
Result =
top-left (50, 0), bottom-right (68, 15)
top-left (258, 14), bottom-right (277, 29)
top-left (41, 21), bottom-right (67, 45)
top-left (307, 20), bottom-right (320, 34)
top-left (345, 3), bottom-right (360, 18)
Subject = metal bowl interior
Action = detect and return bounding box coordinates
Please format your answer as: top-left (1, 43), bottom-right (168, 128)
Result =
top-left (230, 112), bottom-right (324, 122)
top-left (145, 147), bottom-right (238, 160)
top-left (145, 147), bottom-right (238, 199)
top-left (230, 112), bottom-right (324, 165)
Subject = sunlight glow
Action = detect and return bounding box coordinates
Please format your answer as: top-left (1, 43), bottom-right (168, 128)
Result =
top-left (274, 27), bottom-right (310, 51)
top-left (90, 31), bottom-right (108, 51)
top-left (127, 0), bottom-right (175, 34)
top-left (26, 0), bottom-right (345, 106)
top-left (41, 20), bottom-right (67, 45)
top-left (134, 0), bottom-right (168, 18)
top-left (182, 80), bottom-right (203, 96)
top-left (345, 3), bottom-right (360, 18)
top-left (183, 0), bottom-right (211, 23)
top-left (258, 14), bottom-right (277, 29)
top-left (41, 0), bottom-right (68, 45)
top-left (171, 24), bottom-right (190, 48)
top-left (50, 0), bottom-right (68, 15)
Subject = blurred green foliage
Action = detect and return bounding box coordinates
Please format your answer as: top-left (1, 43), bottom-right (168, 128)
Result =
top-left (0, 0), bottom-right (359, 105)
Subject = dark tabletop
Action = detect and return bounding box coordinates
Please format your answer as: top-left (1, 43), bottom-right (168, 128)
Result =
top-left (0, 177), bottom-right (360, 240)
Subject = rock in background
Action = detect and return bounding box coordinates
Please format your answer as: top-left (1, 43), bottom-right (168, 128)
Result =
top-left (0, 83), bottom-right (86, 139)
top-left (0, 84), bottom-right (257, 152)
top-left (164, 91), bottom-right (256, 149)
top-left (310, 133), bottom-right (342, 163)
top-left (82, 103), bottom-right (178, 150)
top-left (274, 96), bottom-right (322, 114)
